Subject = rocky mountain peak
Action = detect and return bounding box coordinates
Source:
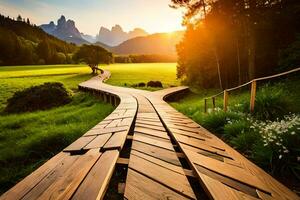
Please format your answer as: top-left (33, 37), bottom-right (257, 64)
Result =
top-left (57, 15), bottom-right (66, 27)
top-left (96, 24), bottom-right (148, 46)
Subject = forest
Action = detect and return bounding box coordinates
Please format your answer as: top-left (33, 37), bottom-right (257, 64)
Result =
top-left (0, 15), bottom-right (76, 65)
top-left (171, 0), bottom-right (300, 89)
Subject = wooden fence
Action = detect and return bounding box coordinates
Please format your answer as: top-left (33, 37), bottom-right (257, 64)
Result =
top-left (204, 67), bottom-right (300, 113)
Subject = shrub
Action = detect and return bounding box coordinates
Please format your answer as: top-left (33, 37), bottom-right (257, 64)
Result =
top-left (230, 131), bottom-right (261, 155)
top-left (200, 110), bottom-right (241, 134)
top-left (4, 82), bottom-right (72, 113)
top-left (251, 114), bottom-right (300, 178)
top-left (243, 84), bottom-right (289, 120)
top-left (138, 82), bottom-right (146, 87)
top-left (147, 81), bottom-right (163, 88)
top-left (223, 120), bottom-right (250, 140)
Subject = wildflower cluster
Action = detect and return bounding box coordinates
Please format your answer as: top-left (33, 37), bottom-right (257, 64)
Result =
top-left (250, 114), bottom-right (300, 159)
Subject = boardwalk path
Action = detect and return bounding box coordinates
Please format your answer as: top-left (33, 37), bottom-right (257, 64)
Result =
top-left (1, 71), bottom-right (299, 200)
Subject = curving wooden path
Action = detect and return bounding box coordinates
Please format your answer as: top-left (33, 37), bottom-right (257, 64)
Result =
top-left (1, 71), bottom-right (299, 200)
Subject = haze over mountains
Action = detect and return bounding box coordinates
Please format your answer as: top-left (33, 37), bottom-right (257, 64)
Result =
top-left (40, 15), bottom-right (183, 56)
top-left (97, 25), bottom-right (148, 46)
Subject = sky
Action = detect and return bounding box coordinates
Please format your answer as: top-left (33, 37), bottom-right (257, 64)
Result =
top-left (0, 0), bottom-right (184, 35)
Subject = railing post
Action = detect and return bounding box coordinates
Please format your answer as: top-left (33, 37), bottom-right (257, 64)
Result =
top-left (204, 99), bottom-right (207, 113)
top-left (250, 80), bottom-right (257, 112)
top-left (212, 97), bottom-right (216, 111)
top-left (223, 90), bottom-right (228, 112)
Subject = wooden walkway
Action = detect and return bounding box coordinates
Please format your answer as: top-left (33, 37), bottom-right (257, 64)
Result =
top-left (1, 71), bottom-right (299, 200)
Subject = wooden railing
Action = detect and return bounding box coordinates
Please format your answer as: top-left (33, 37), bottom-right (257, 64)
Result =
top-left (204, 67), bottom-right (300, 113)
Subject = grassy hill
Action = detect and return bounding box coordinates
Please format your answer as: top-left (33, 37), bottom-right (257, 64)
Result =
top-left (0, 14), bottom-right (77, 66)
top-left (96, 32), bottom-right (184, 56)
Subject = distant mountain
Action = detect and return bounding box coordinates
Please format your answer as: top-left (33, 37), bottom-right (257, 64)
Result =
top-left (81, 33), bottom-right (97, 43)
top-left (40, 15), bottom-right (88, 45)
top-left (102, 31), bottom-right (184, 56)
top-left (96, 25), bottom-right (148, 46)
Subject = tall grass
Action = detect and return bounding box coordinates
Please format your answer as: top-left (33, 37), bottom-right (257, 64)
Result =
top-left (0, 93), bottom-right (114, 194)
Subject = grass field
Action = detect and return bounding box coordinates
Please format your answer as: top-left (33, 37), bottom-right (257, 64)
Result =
top-left (102, 63), bottom-right (180, 90)
top-left (0, 63), bottom-right (179, 194)
top-left (0, 63), bottom-right (179, 110)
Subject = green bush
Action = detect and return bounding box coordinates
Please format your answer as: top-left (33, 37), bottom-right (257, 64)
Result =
top-left (223, 120), bottom-right (250, 140)
top-left (251, 114), bottom-right (300, 179)
top-left (147, 81), bottom-right (163, 88)
top-left (244, 84), bottom-right (290, 120)
top-left (4, 82), bottom-right (72, 113)
top-left (230, 131), bottom-right (260, 155)
top-left (200, 111), bottom-right (241, 134)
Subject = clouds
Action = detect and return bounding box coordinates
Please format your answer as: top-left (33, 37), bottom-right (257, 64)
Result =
top-left (0, 0), bottom-right (183, 35)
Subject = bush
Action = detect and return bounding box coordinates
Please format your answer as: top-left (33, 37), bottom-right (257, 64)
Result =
top-left (200, 111), bottom-right (241, 134)
top-left (138, 82), bottom-right (146, 87)
top-left (223, 120), bottom-right (250, 140)
top-left (4, 82), bottom-right (72, 113)
top-left (251, 114), bottom-right (300, 178)
top-left (147, 81), bottom-right (163, 88)
top-left (230, 131), bottom-right (260, 155)
top-left (244, 84), bottom-right (290, 120)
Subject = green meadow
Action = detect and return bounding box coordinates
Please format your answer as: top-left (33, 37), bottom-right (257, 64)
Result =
top-left (0, 63), bottom-right (179, 193)
top-left (102, 63), bottom-right (180, 90)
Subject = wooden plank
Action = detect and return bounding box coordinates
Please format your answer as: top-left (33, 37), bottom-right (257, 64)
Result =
top-left (135, 119), bottom-right (162, 127)
top-left (128, 154), bottom-right (196, 199)
top-left (135, 123), bottom-right (166, 131)
top-left (170, 127), bottom-right (211, 139)
top-left (196, 164), bottom-right (259, 198)
top-left (184, 149), bottom-right (271, 194)
top-left (21, 154), bottom-right (81, 200)
top-left (83, 133), bottom-right (112, 150)
top-left (131, 141), bottom-right (181, 166)
top-left (119, 117), bottom-right (133, 126)
top-left (134, 127), bottom-right (169, 139)
top-left (84, 126), bottom-right (128, 136)
top-left (133, 133), bottom-right (174, 151)
top-left (175, 134), bottom-right (226, 153)
top-left (124, 169), bottom-right (191, 200)
top-left (103, 131), bottom-right (128, 150)
top-left (131, 150), bottom-right (184, 175)
top-left (71, 150), bottom-right (119, 200)
top-left (1, 152), bottom-right (66, 200)
top-left (117, 157), bottom-right (129, 165)
top-left (34, 149), bottom-right (101, 200)
top-left (106, 119), bottom-right (122, 128)
top-left (200, 173), bottom-right (260, 200)
top-left (63, 136), bottom-right (96, 152)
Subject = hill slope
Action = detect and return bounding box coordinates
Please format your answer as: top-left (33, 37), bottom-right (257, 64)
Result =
top-left (0, 15), bottom-right (76, 65)
top-left (107, 32), bottom-right (184, 56)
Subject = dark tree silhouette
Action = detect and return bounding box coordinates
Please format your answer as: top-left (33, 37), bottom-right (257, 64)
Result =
top-left (74, 45), bottom-right (113, 74)
top-left (171, 0), bottom-right (300, 89)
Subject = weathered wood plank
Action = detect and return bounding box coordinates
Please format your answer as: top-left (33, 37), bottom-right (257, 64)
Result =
top-left (63, 136), bottom-right (96, 152)
top-left (124, 169), bottom-right (191, 200)
top-left (131, 141), bottom-right (181, 166)
top-left (133, 133), bottom-right (174, 151)
top-left (128, 154), bottom-right (196, 199)
top-left (83, 133), bottom-right (112, 150)
top-left (1, 152), bottom-right (67, 200)
top-left (103, 131), bottom-right (128, 150)
top-left (71, 150), bottom-right (119, 200)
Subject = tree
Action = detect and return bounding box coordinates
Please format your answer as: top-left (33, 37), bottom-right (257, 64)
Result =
top-left (26, 18), bottom-right (30, 25)
top-left (171, 0), bottom-right (300, 89)
top-left (74, 45), bottom-right (113, 74)
top-left (17, 15), bottom-right (22, 21)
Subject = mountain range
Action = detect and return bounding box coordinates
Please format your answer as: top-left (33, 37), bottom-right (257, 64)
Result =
top-left (96, 25), bottom-right (148, 46)
top-left (40, 16), bottom-right (88, 45)
top-left (40, 16), bottom-right (183, 56)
